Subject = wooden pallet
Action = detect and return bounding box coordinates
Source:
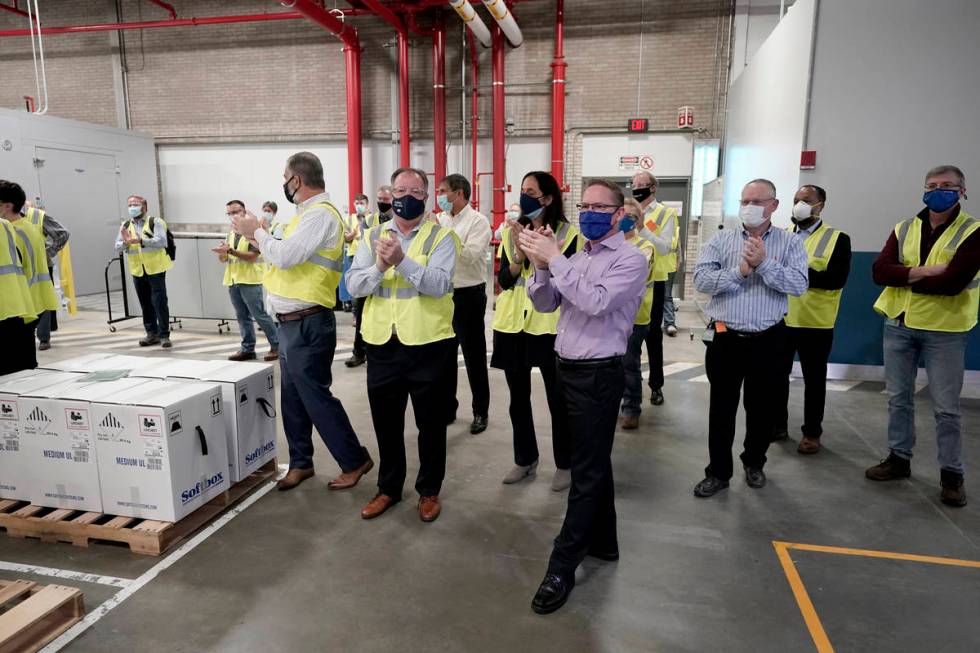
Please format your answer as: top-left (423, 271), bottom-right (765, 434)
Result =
top-left (0, 579), bottom-right (84, 653)
top-left (0, 460), bottom-right (276, 556)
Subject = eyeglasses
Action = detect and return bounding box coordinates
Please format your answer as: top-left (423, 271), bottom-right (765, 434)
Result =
top-left (739, 197), bottom-right (775, 207)
top-left (576, 203), bottom-right (621, 212)
top-left (924, 183), bottom-right (961, 191)
top-left (392, 187), bottom-right (426, 199)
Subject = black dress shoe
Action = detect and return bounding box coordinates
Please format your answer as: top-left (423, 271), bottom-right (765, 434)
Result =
top-left (693, 476), bottom-right (729, 498)
top-left (744, 465), bottom-right (767, 489)
top-left (649, 389), bottom-right (664, 406)
top-left (531, 573), bottom-right (574, 615)
top-left (344, 354), bottom-right (365, 368)
top-left (469, 415), bottom-right (488, 434)
top-left (587, 549), bottom-right (620, 562)
top-left (770, 428), bottom-right (789, 442)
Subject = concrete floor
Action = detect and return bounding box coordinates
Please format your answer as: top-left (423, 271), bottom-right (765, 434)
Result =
top-left (2, 304), bottom-right (979, 652)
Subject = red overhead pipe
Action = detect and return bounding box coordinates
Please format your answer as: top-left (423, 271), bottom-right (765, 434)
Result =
top-left (360, 0), bottom-right (410, 168)
top-left (550, 0), bottom-right (567, 190)
top-left (0, 12), bottom-right (307, 37)
top-left (0, 2), bottom-right (30, 19)
top-left (432, 14), bottom-right (447, 184)
top-left (491, 23), bottom-right (506, 231)
top-left (469, 35), bottom-right (480, 211)
top-left (289, 0), bottom-right (362, 210)
top-left (146, 0), bottom-right (177, 20)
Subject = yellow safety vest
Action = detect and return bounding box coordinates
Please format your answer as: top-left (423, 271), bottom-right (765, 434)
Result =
top-left (644, 202), bottom-right (679, 279)
top-left (222, 232), bottom-right (264, 286)
top-left (24, 207), bottom-right (45, 230)
top-left (491, 222), bottom-right (581, 335)
top-left (786, 222), bottom-right (846, 329)
top-left (12, 219), bottom-right (58, 313)
top-left (361, 220), bottom-right (459, 346)
top-left (628, 235), bottom-right (656, 326)
top-left (0, 219), bottom-right (36, 322)
top-left (123, 217), bottom-right (173, 277)
top-left (873, 211), bottom-right (980, 333)
top-left (347, 212), bottom-right (382, 256)
top-left (264, 201), bottom-right (346, 309)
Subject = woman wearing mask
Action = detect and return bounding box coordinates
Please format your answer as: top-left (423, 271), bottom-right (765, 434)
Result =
top-left (491, 171), bottom-right (580, 491)
top-left (619, 199), bottom-right (657, 429)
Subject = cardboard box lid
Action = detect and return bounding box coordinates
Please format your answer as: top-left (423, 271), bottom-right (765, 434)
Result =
top-left (58, 377), bottom-right (160, 402)
top-left (195, 361), bottom-right (275, 383)
top-left (128, 358), bottom-right (214, 380)
top-left (38, 353), bottom-right (115, 372)
top-left (0, 371), bottom-right (85, 396)
top-left (154, 359), bottom-right (230, 380)
top-left (113, 379), bottom-right (223, 407)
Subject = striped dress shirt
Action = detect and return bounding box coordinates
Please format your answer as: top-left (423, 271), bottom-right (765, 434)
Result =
top-left (694, 224), bottom-right (809, 332)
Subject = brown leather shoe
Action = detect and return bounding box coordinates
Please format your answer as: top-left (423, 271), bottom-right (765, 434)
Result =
top-left (229, 350), bottom-right (257, 362)
top-left (277, 467), bottom-right (314, 491)
top-left (327, 456), bottom-right (374, 490)
top-left (418, 495), bottom-right (441, 522)
top-left (264, 349), bottom-right (279, 362)
top-left (797, 436), bottom-right (821, 455)
top-left (620, 415), bottom-right (639, 430)
top-left (361, 493), bottom-right (398, 520)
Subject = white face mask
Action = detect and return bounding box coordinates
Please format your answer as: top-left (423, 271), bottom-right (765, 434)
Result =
top-left (739, 203), bottom-right (767, 228)
top-left (506, 209), bottom-right (521, 221)
top-left (791, 201), bottom-right (813, 222)
top-left (262, 211), bottom-right (274, 221)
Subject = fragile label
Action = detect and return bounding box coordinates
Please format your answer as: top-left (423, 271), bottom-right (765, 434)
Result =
top-left (139, 413), bottom-right (162, 437)
top-left (65, 407), bottom-right (89, 430)
top-left (0, 400), bottom-right (17, 421)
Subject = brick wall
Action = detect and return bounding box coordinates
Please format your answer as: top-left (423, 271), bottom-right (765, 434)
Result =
top-left (2, 0), bottom-right (733, 141)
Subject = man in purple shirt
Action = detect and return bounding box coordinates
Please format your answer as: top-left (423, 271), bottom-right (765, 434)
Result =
top-left (519, 178), bottom-right (649, 614)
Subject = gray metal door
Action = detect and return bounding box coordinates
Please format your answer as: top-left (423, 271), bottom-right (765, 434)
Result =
top-left (34, 147), bottom-right (121, 296)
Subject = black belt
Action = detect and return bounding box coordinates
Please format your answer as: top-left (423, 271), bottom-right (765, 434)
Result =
top-left (713, 320), bottom-right (785, 338)
top-left (557, 355), bottom-right (623, 369)
top-left (276, 305), bottom-right (328, 322)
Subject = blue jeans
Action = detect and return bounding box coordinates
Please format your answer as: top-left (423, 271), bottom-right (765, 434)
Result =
top-left (621, 323), bottom-right (649, 417)
top-left (338, 254), bottom-right (353, 303)
top-left (278, 309), bottom-right (369, 471)
top-left (663, 272), bottom-right (676, 327)
top-left (228, 284), bottom-right (278, 353)
top-left (883, 321), bottom-right (968, 473)
top-left (36, 309), bottom-right (54, 344)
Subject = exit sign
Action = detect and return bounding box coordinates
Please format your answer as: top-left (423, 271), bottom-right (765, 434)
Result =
top-left (628, 118), bottom-right (649, 133)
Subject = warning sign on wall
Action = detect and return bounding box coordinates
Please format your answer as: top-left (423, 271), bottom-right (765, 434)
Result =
top-left (619, 155), bottom-right (654, 171)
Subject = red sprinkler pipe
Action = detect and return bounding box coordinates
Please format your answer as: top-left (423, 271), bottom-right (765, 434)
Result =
top-left (550, 0), bottom-right (567, 190)
top-left (146, 0), bottom-right (177, 20)
top-left (432, 14), bottom-right (447, 184)
top-left (360, 0), bottom-right (410, 168)
top-left (290, 0), bottom-right (363, 210)
top-left (491, 23), bottom-right (506, 231)
top-left (0, 2), bottom-right (30, 19)
top-left (469, 35), bottom-right (480, 211)
top-left (0, 12), bottom-right (307, 37)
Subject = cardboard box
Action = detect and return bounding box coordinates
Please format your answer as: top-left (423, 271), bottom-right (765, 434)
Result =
top-left (19, 377), bottom-right (154, 512)
top-left (41, 354), bottom-right (176, 376)
top-left (133, 360), bottom-right (277, 483)
top-left (0, 370), bottom-right (86, 501)
top-left (82, 379), bottom-right (230, 522)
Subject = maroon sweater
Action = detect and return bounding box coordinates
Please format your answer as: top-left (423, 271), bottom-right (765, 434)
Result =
top-left (872, 206), bottom-right (980, 296)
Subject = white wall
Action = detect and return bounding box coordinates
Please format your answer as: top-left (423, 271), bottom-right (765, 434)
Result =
top-left (730, 0), bottom-right (789, 84)
top-left (581, 133), bottom-right (695, 179)
top-left (0, 109), bottom-right (158, 295)
top-left (721, 0), bottom-right (816, 224)
top-left (801, 0), bottom-right (980, 250)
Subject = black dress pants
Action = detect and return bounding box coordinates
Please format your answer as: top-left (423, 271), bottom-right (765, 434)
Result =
top-left (644, 280), bottom-right (666, 391)
top-left (774, 326), bottom-right (835, 438)
top-left (547, 357), bottom-right (624, 577)
top-left (446, 284), bottom-right (491, 420)
top-left (704, 323), bottom-right (787, 481)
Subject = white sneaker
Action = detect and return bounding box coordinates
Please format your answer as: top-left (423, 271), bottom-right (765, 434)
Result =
top-left (502, 461), bottom-right (537, 484)
top-left (666, 325), bottom-right (678, 337)
top-left (551, 469), bottom-right (571, 492)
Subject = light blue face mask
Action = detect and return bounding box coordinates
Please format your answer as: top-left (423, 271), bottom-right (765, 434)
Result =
top-left (437, 194), bottom-right (453, 212)
top-left (127, 205), bottom-right (142, 218)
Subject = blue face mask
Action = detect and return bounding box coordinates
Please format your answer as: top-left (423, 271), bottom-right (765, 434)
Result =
top-left (127, 205), bottom-right (142, 218)
top-left (519, 192), bottom-right (544, 219)
top-left (618, 216), bottom-right (636, 233)
top-left (392, 194), bottom-right (426, 220)
top-left (923, 188), bottom-right (960, 213)
top-left (437, 194), bottom-right (453, 212)
top-left (579, 211), bottom-right (614, 241)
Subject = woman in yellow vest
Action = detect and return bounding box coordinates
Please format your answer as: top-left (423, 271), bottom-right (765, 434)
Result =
top-left (619, 199), bottom-right (657, 430)
top-left (492, 171), bottom-right (581, 491)
top-left (114, 194), bottom-right (173, 348)
top-left (213, 200), bottom-right (279, 362)
top-left (866, 165), bottom-right (980, 508)
top-left (0, 182), bottom-right (41, 375)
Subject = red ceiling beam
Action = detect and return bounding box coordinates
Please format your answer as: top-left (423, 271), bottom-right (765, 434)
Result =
top-left (145, 0), bottom-right (177, 21)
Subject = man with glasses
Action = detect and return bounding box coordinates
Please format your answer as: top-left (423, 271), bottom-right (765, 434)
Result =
top-left (232, 152), bottom-right (374, 493)
top-left (437, 174), bottom-right (492, 434)
top-left (867, 165), bottom-right (979, 507)
top-left (631, 171), bottom-right (678, 406)
top-left (692, 179), bottom-right (808, 499)
top-left (346, 186), bottom-right (395, 368)
top-left (347, 167), bottom-right (459, 524)
top-left (518, 179), bottom-right (648, 614)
